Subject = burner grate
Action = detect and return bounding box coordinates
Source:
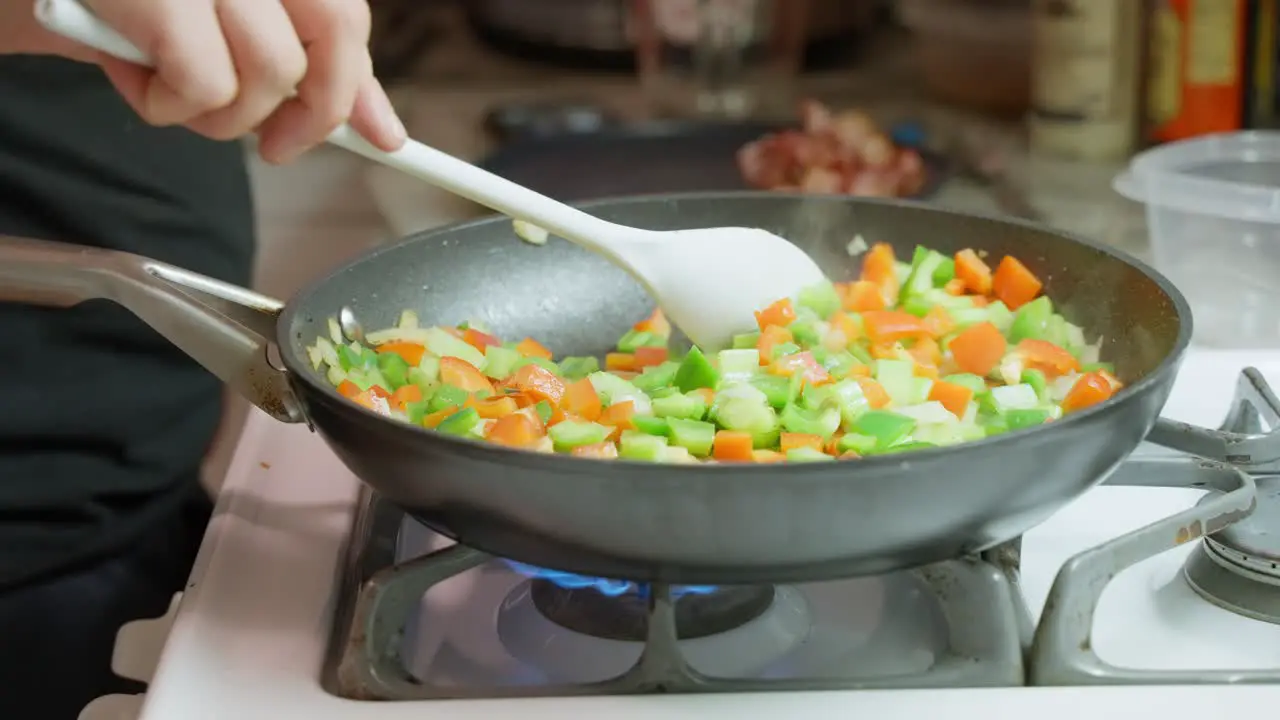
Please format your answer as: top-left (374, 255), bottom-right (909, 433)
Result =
top-left (1033, 367), bottom-right (1280, 683)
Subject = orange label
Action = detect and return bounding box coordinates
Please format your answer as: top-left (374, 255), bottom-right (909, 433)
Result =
top-left (1147, 0), bottom-right (1246, 141)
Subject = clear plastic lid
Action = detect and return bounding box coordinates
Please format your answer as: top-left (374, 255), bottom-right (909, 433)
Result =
top-left (1112, 132), bottom-right (1280, 225)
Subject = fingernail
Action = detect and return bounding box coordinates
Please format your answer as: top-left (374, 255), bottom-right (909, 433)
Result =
top-left (375, 84), bottom-right (407, 147)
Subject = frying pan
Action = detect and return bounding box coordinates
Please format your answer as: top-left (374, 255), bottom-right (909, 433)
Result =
top-left (0, 193), bottom-right (1193, 584)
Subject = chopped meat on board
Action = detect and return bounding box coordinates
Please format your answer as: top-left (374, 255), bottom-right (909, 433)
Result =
top-left (737, 100), bottom-right (928, 199)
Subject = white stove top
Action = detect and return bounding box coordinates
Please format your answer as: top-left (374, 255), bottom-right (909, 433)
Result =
top-left (104, 350), bottom-right (1280, 719)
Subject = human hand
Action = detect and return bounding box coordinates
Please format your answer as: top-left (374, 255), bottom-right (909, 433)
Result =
top-left (60, 0), bottom-right (406, 163)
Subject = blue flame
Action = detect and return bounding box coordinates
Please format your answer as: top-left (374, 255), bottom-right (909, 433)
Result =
top-left (504, 560), bottom-right (718, 598)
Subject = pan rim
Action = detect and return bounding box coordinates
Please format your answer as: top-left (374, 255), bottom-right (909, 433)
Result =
top-left (279, 191), bottom-right (1193, 476)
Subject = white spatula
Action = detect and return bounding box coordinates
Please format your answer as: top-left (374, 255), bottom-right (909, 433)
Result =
top-left (34, 0), bottom-right (827, 352)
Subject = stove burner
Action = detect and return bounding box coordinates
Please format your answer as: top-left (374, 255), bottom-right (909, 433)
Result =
top-left (1184, 475), bottom-right (1280, 624)
top-left (529, 579), bottom-right (776, 641)
top-left (503, 559), bottom-right (717, 598)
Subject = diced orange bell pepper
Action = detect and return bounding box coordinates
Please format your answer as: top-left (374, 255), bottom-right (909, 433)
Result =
top-left (862, 310), bottom-right (928, 344)
top-left (486, 413), bottom-right (545, 447)
top-left (948, 322), bottom-right (1007, 376)
top-left (462, 328), bottom-right (501, 353)
top-left (954, 249), bottom-right (993, 295)
top-left (561, 378), bottom-right (603, 421)
top-left (751, 449), bottom-right (787, 463)
top-left (780, 433), bottom-right (823, 453)
top-left (599, 400), bottom-right (637, 438)
top-left (928, 380), bottom-right (974, 417)
top-left (1016, 338), bottom-right (1080, 377)
top-left (336, 380), bottom-right (362, 398)
top-left (368, 385), bottom-right (392, 400)
top-left (754, 297), bottom-right (796, 330)
top-left (605, 353), bottom-right (639, 372)
top-left (908, 336), bottom-right (941, 368)
top-left (440, 356), bottom-right (495, 394)
top-left (422, 407), bottom-right (459, 428)
top-left (572, 442), bottom-right (619, 459)
top-left (712, 430), bottom-right (755, 462)
top-left (943, 278), bottom-right (966, 296)
top-left (756, 325), bottom-right (794, 364)
top-left (922, 305), bottom-right (954, 338)
top-left (515, 337), bottom-right (554, 360)
top-left (633, 346), bottom-right (669, 368)
top-left (467, 395), bottom-right (519, 419)
top-left (633, 307), bottom-right (671, 337)
top-left (376, 341), bottom-right (427, 367)
top-left (826, 311), bottom-right (861, 349)
top-left (1062, 371), bottom-right (1115, 413)
top-left (856, 378), bottom-right (891, 409)
top-left (390, 384), bottom-right (423, 410)
top-left (770, 351), bottom-right (831, 386)
top-left (841, 280), bottom-right (886, 312)
top-left (992, 256), bottom-right (1043, 310)
top-left (859, 242), bottom-right (897, 286)
top-left (508, 363), bottom-right (567, 405)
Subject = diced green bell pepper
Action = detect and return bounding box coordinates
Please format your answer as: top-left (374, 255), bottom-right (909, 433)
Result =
top-left (786, 446), bottom-right (834, 462)
top-left (512, 356), bottom-right (561, 375)
top-left (1006, 407), bottom-right (1054, 430)
top-left (848, 410), bottom-right (917, 449)
top-left (1009, 296), bottom-right (1054, 343)
top-left (631, 415), bottom-right (670, 436)
top-left (780, 403), bottom-right (841, 440)
top-left (718, 349), bottom-right (760, 377)
top-left (376, 351), bottom-right (410, 389)
top-left (619, 430), bottom-right (668, 461)
top-left (558, 355), bottom-right (601, 381)
top-left (484, 345), bottom-right (521, 380)
top-left (749, 374), bottom-right (793, 409)
top-left (770, 341), bottom-right (802, 360)
top-left (836, 433), bottom-right (879, 454)
top-left (942, 373), bottom-right (987, 394)
top-left (652, 392), bottom-right (708, 420)
top-left (788, 318), bottom-right (823, 349)
top-left (436, 408), bottom-right (480, 436)
top-left (404, 399), bottom-right (431, 425)
top-left (429, 384), bottom-right (470, 413)
top-left (533, 401), bottom-right (553, 424)
top-left (796, 280), bottom-right (842, 319)
top-left (1020, 368), bottom-right (1048, 400)
top-left (674, 347), bottom-right (719, 393)
top-left (632, 361), bottom-right (679, 394)
top-left (617, 329), bottom-right (666, 352)
top-left (666, 418), bottom-right (717, 457)
top-left (549, 420), bottom-right (612, 451)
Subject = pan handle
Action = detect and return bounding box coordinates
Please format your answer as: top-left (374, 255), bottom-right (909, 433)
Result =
top-left (0, 235), bottom-right (304, 423)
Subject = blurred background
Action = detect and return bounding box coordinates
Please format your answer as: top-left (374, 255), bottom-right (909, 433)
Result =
top-left (214, 0), bottom-right (1275, 486)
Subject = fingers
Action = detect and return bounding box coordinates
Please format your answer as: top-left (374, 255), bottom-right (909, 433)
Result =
top-left (256, 0), bottom-right (369, 163)
top-left (184, 0), bottom-right (308, 141)
top-left (86, 0), bottom-right (405, 160)
top-left (345, 77), bottom-right (408, 153)
top-left (85, 0), bottom-right (237, 125)
top-left (258, 0), bottom-right (405, 163)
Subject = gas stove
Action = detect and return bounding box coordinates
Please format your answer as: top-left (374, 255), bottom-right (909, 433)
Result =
top-left (89, 350), bottom-right (1280, 719)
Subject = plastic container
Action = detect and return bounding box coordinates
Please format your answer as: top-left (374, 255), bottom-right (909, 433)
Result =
top-left (898, 0), bottom-right (1031, 117)
top-left (1114, 132), bottom-right (1280, 348)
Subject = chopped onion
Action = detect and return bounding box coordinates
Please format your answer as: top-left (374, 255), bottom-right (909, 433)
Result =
top-left (513, 219), bottom-right (549, 246)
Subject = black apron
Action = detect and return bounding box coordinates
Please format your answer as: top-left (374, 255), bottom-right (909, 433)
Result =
top-left (0, 56), bottom-right (254, 718)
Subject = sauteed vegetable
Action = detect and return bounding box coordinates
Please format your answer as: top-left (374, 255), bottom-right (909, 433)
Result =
top-left (306, 242), bottom-right (1121, 463)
